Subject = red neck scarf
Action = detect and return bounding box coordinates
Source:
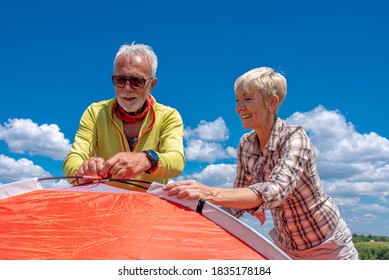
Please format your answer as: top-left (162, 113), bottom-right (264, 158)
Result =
top-left (115, 95), bottom-right (155, 124)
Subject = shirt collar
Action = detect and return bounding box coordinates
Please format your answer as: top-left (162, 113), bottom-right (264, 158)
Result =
top-left (244, 116), bottom-right (286, 154)
top-left (266, 116), bottom-right (285, 151)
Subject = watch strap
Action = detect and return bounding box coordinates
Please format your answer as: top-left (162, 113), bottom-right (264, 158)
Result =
top-left (143, 150), bottom-right (159, 174)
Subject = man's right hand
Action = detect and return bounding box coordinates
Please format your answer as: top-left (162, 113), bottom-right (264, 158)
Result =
top-left (75, 157), bottom-right (106, 184)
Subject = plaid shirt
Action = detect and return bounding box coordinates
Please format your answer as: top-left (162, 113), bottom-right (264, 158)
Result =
top-left (234, 117), bottom-right (340, 251)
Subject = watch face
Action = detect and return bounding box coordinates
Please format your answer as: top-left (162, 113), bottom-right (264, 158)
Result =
top-left (143, 150), bottom-right (159, 174)
top-left (147, 150), bottom-right (159, 161)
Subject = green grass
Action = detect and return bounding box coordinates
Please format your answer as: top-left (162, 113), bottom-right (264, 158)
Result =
top-left (355, 242), bottom-right (389, 260)
top-left (352, 234), bottom-right (389, 259)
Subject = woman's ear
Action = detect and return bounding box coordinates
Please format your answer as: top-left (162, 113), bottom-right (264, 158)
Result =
top-left (268, 94), bottom-right (279, 112)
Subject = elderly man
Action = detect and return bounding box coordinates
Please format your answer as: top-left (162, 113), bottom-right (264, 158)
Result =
top-left (63, 43), bottom-right (185, 190)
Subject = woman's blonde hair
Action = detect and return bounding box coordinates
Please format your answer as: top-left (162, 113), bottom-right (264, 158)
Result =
top-left (234, 67), bottom-right (287, 113)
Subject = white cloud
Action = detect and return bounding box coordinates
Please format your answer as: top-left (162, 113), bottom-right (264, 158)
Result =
top-left (285, 105), bottom-right (389, 199)
top-left (180, 164), bottom-right (236, 188)
top-left (184, 117), bottom-right (236, 163)
top-left (226, 146), bottom-right (238, 158)
top-left (331, 196), bottom-right (389, 213)
top-left (185, 139), bottom-right (236, 162)
top-left (285, 105), bottom-right (389, 163)
top-left (0, 118), bottom-right (71, 160)
top-left (185, 117), bottom-right (229, 142)
top-left (324, 179), bottom-right (389, 200)
top-left (0, 154), bottom-right (51, 183)
top-left (39, 179), bottom-right (72, 189)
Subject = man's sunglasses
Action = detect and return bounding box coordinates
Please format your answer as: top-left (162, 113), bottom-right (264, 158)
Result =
top-left (112, 75), bottom-right (153, 89)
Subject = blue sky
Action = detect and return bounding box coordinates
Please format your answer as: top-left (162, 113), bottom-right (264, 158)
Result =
top-left (0, 0), bottom-right (388, 238)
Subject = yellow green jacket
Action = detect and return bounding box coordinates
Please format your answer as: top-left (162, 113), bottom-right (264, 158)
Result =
top-left (62, 97), bottom-right (185, 190)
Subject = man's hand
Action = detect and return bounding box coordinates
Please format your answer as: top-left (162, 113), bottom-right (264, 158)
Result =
top-left (76, 157), bottom-right (106, 184)
top-left (101, 152), bottom-right (150, 179)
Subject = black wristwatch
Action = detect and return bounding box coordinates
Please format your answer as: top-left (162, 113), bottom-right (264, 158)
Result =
top-left (142, 150), bottom-right (160, 174)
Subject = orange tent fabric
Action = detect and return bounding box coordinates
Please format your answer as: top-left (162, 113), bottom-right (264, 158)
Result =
top-left (0, 189), bottom-right (266, 260)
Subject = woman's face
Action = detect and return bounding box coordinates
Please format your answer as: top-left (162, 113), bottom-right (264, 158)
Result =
top-left (235, 89), bottom-right (271, 130)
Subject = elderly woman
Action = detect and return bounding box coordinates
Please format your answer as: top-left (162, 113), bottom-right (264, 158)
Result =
top-left (163, 67), bottom-right (358, 260)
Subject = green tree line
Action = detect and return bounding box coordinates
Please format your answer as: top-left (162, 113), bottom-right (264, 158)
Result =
top-left (352, 234), bottom-right (389, 260)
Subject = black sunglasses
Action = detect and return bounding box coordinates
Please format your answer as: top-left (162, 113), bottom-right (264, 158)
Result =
top-left (112, 76), bottom-right (153, 89)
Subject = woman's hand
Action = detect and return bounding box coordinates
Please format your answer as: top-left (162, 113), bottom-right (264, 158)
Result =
top-left (164, 180), bottom-right (264, 209)
top-left (163, 180), bottom-right (217, 201)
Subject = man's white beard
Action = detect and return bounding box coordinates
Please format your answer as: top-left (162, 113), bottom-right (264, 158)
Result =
top-left (117, 93), bottom-right (147, 113)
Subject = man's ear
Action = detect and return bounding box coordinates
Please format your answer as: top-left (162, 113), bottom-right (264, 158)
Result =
top-left (150, 78), bottom-right (158, 91)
